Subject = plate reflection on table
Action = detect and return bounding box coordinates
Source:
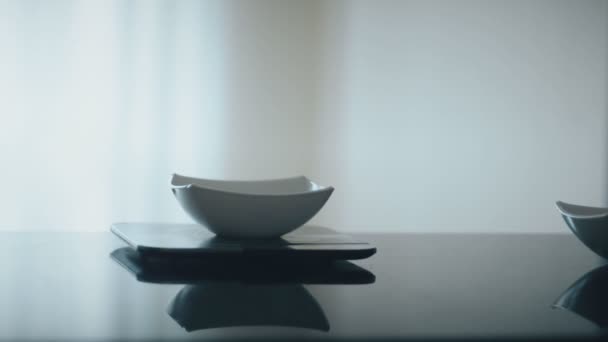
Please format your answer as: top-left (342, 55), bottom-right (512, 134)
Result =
top-left (110, 247), bottom-right (376, 285)
top-left (554, 264), bottom-right (608, 327)
top-left (110, 247), bottom-right (375, 332)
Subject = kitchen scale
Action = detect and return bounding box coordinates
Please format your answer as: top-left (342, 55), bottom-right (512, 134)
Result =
top-left (110, 223), bottom-right (376, 284)
top-left (111, 223), bottom-right (377, 261)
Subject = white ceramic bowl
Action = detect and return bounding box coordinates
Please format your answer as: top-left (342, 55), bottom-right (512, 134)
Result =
top-left (556, 201), bottom-right (608, 259)
top-left (171, 174), bottom-right (334, 239)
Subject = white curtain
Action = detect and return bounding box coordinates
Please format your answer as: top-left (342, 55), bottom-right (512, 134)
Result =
top-left (1, 0), bottom-right (605, 233)
top-left (0, 0), bottom-right (318, 230)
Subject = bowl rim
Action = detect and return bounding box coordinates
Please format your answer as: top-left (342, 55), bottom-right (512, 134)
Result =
top-left (170, 173), bottom-right (334, 197)
top-left (555, 200), bottom-right (608, 219)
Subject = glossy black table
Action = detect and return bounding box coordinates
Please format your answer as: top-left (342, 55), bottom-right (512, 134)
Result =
top-left (0, 231), bottom-right (605, 341)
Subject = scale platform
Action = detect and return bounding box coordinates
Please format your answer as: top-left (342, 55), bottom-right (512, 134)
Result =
top-left (110, 247), bottom-right (376, 284)
top-left (111, 223), bottom-right (377, 261)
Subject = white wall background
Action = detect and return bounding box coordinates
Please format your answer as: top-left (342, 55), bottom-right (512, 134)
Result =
top-left (311, 0), bottom-right (608, 232)
top-left (0, 0), bottom-right (606, 232)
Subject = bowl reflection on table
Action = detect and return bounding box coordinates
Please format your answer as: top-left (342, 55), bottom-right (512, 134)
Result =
top-left (553, 264), bottom-right (608, 327)
top-left (110, 247), bottom-right (376, 333)
top-left (556, 201), bottom-right (608, 259)
top-left (171, 173), bottom-right (334, 239)
top-left (167, 283), bottom-right (330, 332)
